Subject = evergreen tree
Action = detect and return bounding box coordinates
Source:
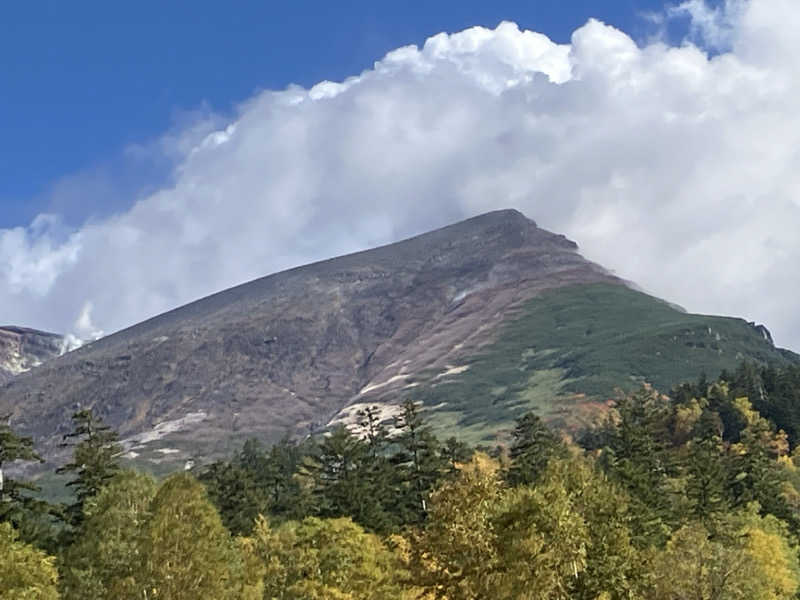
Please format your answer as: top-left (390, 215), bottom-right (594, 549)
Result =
top-left (727, 396), bottom-right (797, 529)
top-left (706, 382), bottom-right (749, 443)
top-left (255, 435), bottom-right (310, 520)
top-left (393, 399), bottom-right (446, 522)
top-left (199, 460), bottom-right (266, 536)
top-left (599, 387), bottom-right (676, 546)
top-left (0, 414), bottom-right (50, 538)
top-left (355, 406), bottom-right (404, 532)
top-left (357, 406), bottom-right (388, 458)
top-left (56, 409), bottom-right (122, 528)
top-left (505, 411), bottom-right (566, 487)
top-left (685, 435), bottom-right (729, 521)
top-left (307, 425), bottom-right (378, 524)
top-left (441, 436), bottom-right (473, 474)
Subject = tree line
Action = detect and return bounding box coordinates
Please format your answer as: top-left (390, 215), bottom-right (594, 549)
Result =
top-left (3, 362), bottom-right (800, 598)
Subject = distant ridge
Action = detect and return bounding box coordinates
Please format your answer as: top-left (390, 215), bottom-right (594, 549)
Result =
top-left (0, 326), bottom-right (63, 384)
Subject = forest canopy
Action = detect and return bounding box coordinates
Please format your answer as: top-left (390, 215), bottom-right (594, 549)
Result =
top-left (3, 362), bottom-right (800, 599)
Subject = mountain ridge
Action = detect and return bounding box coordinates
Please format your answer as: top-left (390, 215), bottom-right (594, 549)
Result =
top-left (0, 209), bottom-right (793, 468)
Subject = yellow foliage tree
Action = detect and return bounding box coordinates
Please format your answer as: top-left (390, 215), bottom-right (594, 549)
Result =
top-left (407, 453), bottom-right (504, 599)
top-left (58, 470), bottom-right (157, 600)
top-left (0, 521), bottom-right (60, 600)
top-left (250, 514), bottom-right (408, 599)
top-left (645, 506), bottom-right (800, 600)
top-left (136, 473), bottom-right (246, 600)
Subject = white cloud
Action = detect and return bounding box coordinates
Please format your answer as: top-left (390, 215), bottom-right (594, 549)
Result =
top-left (2, 0), bottom-right (800, 352)
top-left (667, 0), bottom-right (746, 51)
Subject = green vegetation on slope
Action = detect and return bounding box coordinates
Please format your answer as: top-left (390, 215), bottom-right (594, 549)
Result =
top-left (417, 283), bottom-right (797, 440)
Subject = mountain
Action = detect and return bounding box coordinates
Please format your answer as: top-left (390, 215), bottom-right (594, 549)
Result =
top-left (0, 210), bottom-right (795, 468)
top-left (0, 327), bottom-right (63, 385)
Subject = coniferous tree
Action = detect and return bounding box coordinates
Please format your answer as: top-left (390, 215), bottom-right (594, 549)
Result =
top-left (685, 435), bottom-right (729, 522)
top-left (56, 409), bottom-right (122, 528)
top-left (307, 425), bottom-right (376, 523)
top-left (258, 436), bottom-right (309, 519)
top-left (0, 415), bottom-right (44, 525)
top-left (198, 459), bottom-right (266, 536)
top-left (357, 406), bottom-right (388, 458)
top-left (727, 396), bottom-right (798, 530)
top-left (599, 387), bottom-right (676, 546)
top-left (201, 436), bottom-right (311, 533)
top-left (505, 411), bottom-right (566, 487)
top-left (393, 399), bottom-right (446, 522)
top-left (355, 406), bottom-right (403, 532)
top-left (441, 436), bottom-right (472, 475)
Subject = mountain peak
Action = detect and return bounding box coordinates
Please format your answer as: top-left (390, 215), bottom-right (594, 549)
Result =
top-left (0, 210), bottom-right (612, 463)
top-left (2, 211), bottom-right (791, 469)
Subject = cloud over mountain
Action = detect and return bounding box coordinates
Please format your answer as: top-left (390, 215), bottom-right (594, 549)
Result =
top-left (1, 0), bottom-right (799, 349)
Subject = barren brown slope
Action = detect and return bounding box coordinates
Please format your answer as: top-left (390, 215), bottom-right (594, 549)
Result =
top-left (0, 327), bottom-right (63, 385)
top-left (0, 210), bottom-right (620, 465)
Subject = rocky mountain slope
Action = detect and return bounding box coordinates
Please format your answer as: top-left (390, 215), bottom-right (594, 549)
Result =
top-left (0, 210), bottom-right (794, 468)
top-left (0, 327), bottom-right (63, 385)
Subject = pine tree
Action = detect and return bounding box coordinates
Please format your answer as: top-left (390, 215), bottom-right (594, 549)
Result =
top-left (505, 411), bottom-right (566, 487)
top-left (393, 399), bottom-right (446, 522)
top-left (256, 435), bottom-right (309, 519)
top-left (0, 414), bottom-right (43, 525)
top-left (685, 435), bottom-right (729, 521)
top-left (357, 406), bottom-right (389, 458)
top-left (441, 436), bottom-right (472, 475)
top-left (0, 415), bottom-right (57, 549)
top-left (56, 409), bottom-right (122, 528)
top-left (727, 396), bottom-right (798, 530)
top-left (600, 388), bottom-right (676, 546)
top-left (355, 406), bottom-right (403, 532)
top-left (198, 460), bottom-right (265, 536)
top-left (307, 425), bottom-right (374, 522)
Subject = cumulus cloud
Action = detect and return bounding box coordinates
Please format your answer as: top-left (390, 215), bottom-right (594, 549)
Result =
top-left (2, 0), bottom-right (800, 351)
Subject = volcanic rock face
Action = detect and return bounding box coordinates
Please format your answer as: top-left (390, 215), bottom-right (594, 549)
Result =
top-left (0, 210), bottom-right (619, 463)
top-left (0, 327), bottom-right (63, 384)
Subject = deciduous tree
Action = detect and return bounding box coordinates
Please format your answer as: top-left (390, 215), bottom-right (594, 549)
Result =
top-left (137, 473), bottom-right (244, 600)
top-left (0, 521), bottom-right (60, 600)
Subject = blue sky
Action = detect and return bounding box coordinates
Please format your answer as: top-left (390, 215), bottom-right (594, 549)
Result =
top-left (3, 0), bottom-right (800, 352)
top-left (2, 0), bottom-right (690, 228)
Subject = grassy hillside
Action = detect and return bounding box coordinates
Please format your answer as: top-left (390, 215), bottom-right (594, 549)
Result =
top-left (417, 283), bottom-right (798, 443)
